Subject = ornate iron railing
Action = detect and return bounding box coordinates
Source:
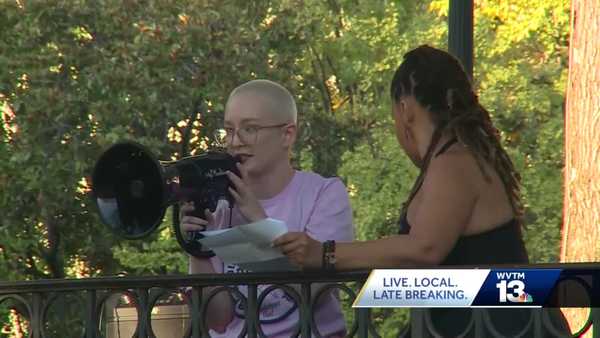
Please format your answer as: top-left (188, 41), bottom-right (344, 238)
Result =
top-left (0, 268), bottom-right (596, 338)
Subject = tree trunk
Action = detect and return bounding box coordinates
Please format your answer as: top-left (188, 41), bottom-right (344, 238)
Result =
top-left (560, 0), bottom-right (600, 335)
top-left (561, 0), bottom-right (600, 268)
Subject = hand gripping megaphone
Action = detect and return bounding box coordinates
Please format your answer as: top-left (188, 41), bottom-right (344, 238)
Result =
top-left (91, 141), bottom-right (240, 258)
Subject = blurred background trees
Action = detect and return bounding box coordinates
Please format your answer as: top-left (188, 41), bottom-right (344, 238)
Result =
top-left (0, 0), bottom-right (571, 335)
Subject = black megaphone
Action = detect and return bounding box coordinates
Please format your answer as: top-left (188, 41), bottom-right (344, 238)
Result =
top-left (91, 141), bottom-right (240, 257)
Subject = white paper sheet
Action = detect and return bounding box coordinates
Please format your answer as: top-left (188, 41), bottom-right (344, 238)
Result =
top-left (198, 218), bottom-right (299, 272)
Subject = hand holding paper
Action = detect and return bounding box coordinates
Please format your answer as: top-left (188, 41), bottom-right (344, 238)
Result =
top-left (198, 218), bottom-right (299, 272)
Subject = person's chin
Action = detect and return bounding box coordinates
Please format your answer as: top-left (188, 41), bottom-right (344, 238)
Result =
top-left (239, 158), bottom-right (258, 176)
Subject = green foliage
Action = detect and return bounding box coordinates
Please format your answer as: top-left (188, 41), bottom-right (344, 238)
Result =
top-left (340, 125), bottom-right (418, 241)
top-left (112, 208), bottom-right (187, 274)
top-left (0, 0), bottom-right (570, 335)
top-left (0, 0), bottom-right (321, 280)
top-left (471, 0), bottom-right (569, 263)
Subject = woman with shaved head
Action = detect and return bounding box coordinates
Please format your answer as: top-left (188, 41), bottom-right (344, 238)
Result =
top-left (181, 79), bottom-right (354, 337)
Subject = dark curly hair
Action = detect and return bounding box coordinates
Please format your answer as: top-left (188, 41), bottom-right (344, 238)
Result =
top-left (390, 45), bottom-right (522, 219)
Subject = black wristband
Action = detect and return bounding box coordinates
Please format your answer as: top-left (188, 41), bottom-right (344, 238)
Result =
top-left (322, 240), bottom-right (336, 271)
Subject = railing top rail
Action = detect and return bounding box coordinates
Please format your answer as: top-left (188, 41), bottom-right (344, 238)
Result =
top-left (0, 270), bottom-right (370, 294)
top-left (1, 262), bottom-right (599, 294)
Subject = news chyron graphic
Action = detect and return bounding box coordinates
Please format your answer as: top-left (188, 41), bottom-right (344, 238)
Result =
top-left (353, 269), bottom-right (562, 308)
top-left (471, 269), bottom-right (561, 306)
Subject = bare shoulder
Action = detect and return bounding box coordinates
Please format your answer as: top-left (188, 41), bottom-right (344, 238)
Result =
top-left (424, 144), bottom-right (483, 196)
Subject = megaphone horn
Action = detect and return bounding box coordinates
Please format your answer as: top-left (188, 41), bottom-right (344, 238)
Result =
top-left (91, 141), bottom-right (240, 258)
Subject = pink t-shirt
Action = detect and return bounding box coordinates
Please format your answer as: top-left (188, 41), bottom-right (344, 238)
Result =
top-left (207, 170), bottom-right (354, 337)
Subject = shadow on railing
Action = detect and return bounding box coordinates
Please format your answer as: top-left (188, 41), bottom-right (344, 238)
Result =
top-left (0, 268), bottom-right (596, 338)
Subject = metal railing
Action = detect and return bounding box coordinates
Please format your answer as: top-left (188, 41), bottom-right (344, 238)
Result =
top-left (0, 268), bottom-right (596, 338)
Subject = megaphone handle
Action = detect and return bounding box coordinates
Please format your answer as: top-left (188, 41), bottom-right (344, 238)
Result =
top-left (173, 204), bottom-right (215, 258)
top-left (187, 231), bottom-right (204, 241)
top-left (186, 204), bottom-right (232, 242)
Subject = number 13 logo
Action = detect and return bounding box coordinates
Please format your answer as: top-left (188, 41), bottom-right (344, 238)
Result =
top-left (496, 280), bottom-right (526, 302)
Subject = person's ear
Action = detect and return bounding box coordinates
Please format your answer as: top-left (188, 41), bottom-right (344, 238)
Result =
top-left (282, 123), bottom-right (297, 147)
top-left (392, 100), bottom-right (402, 119)
top-left (401, 99), bottom-right (416, 126)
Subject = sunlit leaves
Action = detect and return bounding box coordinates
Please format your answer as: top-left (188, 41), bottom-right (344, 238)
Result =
top-left (0, 0), bottom-right (567, 292)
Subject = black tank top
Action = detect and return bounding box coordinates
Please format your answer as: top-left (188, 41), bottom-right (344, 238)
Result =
top-left (397, 138), bottom-right (529, 265)
top-left (395, 139), bottom-right (571, 338)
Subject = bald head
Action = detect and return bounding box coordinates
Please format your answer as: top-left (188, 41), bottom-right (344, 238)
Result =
top-left (226, 79), bottom-right (297, 124)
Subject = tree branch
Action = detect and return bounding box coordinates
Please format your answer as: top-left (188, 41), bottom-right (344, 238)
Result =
top-left (308, 45), bottom-right (333, 114)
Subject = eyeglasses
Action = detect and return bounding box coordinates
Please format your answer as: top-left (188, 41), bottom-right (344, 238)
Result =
top-left (216, 123), bottom-right (289, 145)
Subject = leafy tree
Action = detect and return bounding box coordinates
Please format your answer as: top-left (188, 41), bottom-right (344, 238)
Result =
top-left (1, 0), bottom-right (571, 336)
top-left (0, 0), bottom-right (312, 279)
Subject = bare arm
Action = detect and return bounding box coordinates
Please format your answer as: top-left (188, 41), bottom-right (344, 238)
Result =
top-left (276, 178), bottom-right (355, 301)
top-left (275, 155), bottom-right (477, 270)
top-left (334, 155), bottom-right (477, 269)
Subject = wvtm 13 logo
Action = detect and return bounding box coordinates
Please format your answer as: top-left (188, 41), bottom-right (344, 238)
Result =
top-left (495, 272), bottom-right (533, 303)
